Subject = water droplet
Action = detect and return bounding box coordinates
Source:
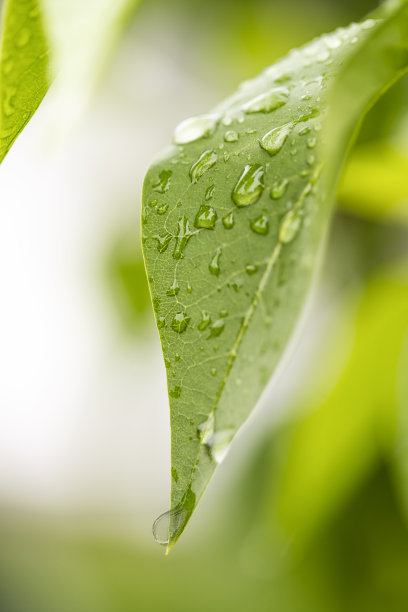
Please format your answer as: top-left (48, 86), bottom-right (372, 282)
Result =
top-left (3, 87), bottom-right (16, 116)
top-left (209, 247), bottom-right (222, 276)
top-left (207, 429), bottom-right (234, 464)
top-left (211, 368), bottom-right (217, 376)
top-left (171, 312), bottom-right (190, 333)
top-left (244, 87), bottom-right (289, 114)
top-left (157, 316), bottom-right (166, 329)
top-left (260, 122), bottom-right (292, 156)
top-left (153, 232), bottom-right (172, 253)
top-left (171, 467), bottom-right (179, 482)
top-left (229, 278), bottom-right (244, 292)
top-left (173, 216), bottom-right (194, 259)
top-left (224, 130), bottom-right (238, 142)
top-left (167, 280), bottom-right (180, 296)
top-left (325, 36), bottom-right (342, 49)
top-left (187, 281), bottom-right (192, 293)
top-left (173, 114), bottom-right (219, 144)
top-left (245, 128), bottom-right (257, 135)
top-left (279, 209), bottom-right (302, 244)
top-left (194, 204), bottom-right (217, 229)
top-left (189, 150), bottom-right (218, 183)
top-left (232, 164), bottom-right (264, 207)
top-left (362, 18), bottom-right (376, 30)
top-left (223, 152), bottom-right (230, 162)
top-left (198, 311), bottom-right (211, 331)
top-left (307, 154), bottom-right (315, 166)
top-left (250, 214), bottom-right (269, 235)
top-left (157, 202), bottom-right (169, 215)
top-left (152, 505), bottom-right (187, 545)
top-left (245, 264), bottom-right (258, 275)
top-left (153, 170), bottom-right (172, 194)
top-left (220, 309), bottom-right (228, 317)
top-left (222, 116), bottom-right (232, 126)
top-left (307, 137), bottom-right (316, 149)
top-left (198, 412), bottom-right (214, 443)
top-left (275, 73), bottom-right (291, 83)
top-left (270, 178), bottom-right (289, 199)
top-left (317, 50), bottom-right (330, 62)
top-left (149, 199), bottom-right (158, 207)
top-left (175, 354), bottom-right (180, 361)
top-left (207, 319), bottom-right (225, 339)
top-left (222, 212), bottom-right (235, 229)
top-left (16, 28), bottom-right (31, 47)
top-left (205, 184), bottom-right (215, 200)
top-left (169, 386), bottom-right (181, 398)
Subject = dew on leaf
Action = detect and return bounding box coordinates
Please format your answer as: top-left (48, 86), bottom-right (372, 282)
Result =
top-left (194, 204), bottom-right (217, 229)
top-left (173, 114), bottom-right (219, 145)
top-left (152, 506), bottom-right (187, 545)
top-left (169, 386), bottom-right (181, 398)
top-left (209, 247), bottom-right (222, 276)
top-left (232, 164), bottom-right (264, 207)
top-left (157, 203), bottom-right (169, 215)
top-left (207, 319), bottom-right (225, 339)
top-left (171, 312), bottom-right (190, 333)
top-left (245, 264), bottom-right (258, 275)
top-left (244, 87), bottom-right (289, 114)
top-left (260, 122), bottom-right (292, 156)
top-left (205, 184), bottom-right (215, 200)
top-left (222, 212), bottom-right (235, 229)
top-left (166, 280), bottom-right (180, 296)
top-left (173, 216), bottom-right (194, 259)
top-left (153, 232), bottom-right (172, 253)
top-left (307, 137), bottom-right (317, 149)
top-left (197, 412), bottom-right (214, 444)
top-left (220, 309), bottom-right (228, 318)
top-left (224, 130), bottom-right (238, 142)
top-left (211, 368), bottom-right (217, 376)
top-left (207, 429), bottom-right (234, 464)
top-left (190, 150), bottom-right (218, 183)
top-left (149, 199), bottom-right (158, 207)
top-left (157, 316), bottom-right (166, 329)
top-left (270, 178), bottom-right (289, 199)
top-left (198, 311), bottom-right (211, 331)
top-left (152, 170), bottom-right (172, 194)
top-left (250, 214), bottom-right (269, 235)
top-left (279, 209), bottom-right (302, 244)
top-left (187, 281), bottom-right (192, 293)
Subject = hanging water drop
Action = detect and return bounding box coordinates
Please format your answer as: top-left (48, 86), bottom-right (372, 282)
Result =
top-left (152, 505), bottom-right (187, 545)
top-left (189, 150), bottom-right (218, 183)
top-left (173, 114), bottom-right (220, 145)
top-left (232, 164), bottom-right (264, 207)
top-left (260, 122), bottom-right (292, 156)
top-left (207, 429), bottom-right (234, 464)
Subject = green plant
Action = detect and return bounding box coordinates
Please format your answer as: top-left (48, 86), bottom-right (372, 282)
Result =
top-left (142, 0), bottom-right (408, 551)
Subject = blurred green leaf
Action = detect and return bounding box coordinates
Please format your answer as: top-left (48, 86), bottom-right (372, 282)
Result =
top-left (0, 0), bottom-right (48, 162)
top-left (142, 1), bottom-right (408, 550)
top-left (274, 265), bottom-right (408, 551)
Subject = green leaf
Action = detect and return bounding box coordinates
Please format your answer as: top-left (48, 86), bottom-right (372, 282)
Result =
top-left (0, 0), bottom-right (49, 163)
top-left (142, 1), bottom-right (408, 551)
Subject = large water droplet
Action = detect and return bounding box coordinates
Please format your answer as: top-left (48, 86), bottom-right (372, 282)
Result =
top-left (152, 170), bottom-right (172, 194)
top-left (189, 150), bottom-right (218, 183)
top-left (171, 312), bottom-right (190, 333)
top-left (207, 429), bottom-right (234, 464)
top-left (222, 211), bottom-right (234, 229)
top-left (173, 114), bottom-right (219, 145)
top-left (270, 178), bottom-right (289, 199)
top-left (152, 506), bottom-right (187, 545)
top-left (250, 214), bottom-right (269, 235)
top-left (279, 209), bottom-right (302, 244)
top-left (232, 164), bottom-right (264, 207)
top-left (260, 122), bottom-right (292, 156)
top-left (153, 232), bottom-right (172, 253)
top-left (167, 280), bottom-right (180, 296)
top-left (194, 205), bottom-right (217, 229)
top-left (209, 247), bottom-right (222, 276)
top-left (244, 87), bottom-right (289, 114)
top-left (173, 216), bottom-right (194, 259)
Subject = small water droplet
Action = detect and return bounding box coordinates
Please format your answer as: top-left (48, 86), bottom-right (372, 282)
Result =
top-left (166, 280), bottom-right (180, 296)
top-left (279, 209), bottom-right (302, 244)
top-left (187, 281), bottom-right (192, 293)
top-left (189, 150), bottom-right (217, 183)
top-left (205, 184), bottom-right (215, 200)
top-left (250, 214), bottom-right (269, 235)
top-left (198, 311), bottom-right (211, 331)
top-left (175, 354), bottom-right (181, 361)
top-left (153, 232), bottom-right (172, 253)
top-left (362, 18), bottom-right (376, 29)
top-left (209, 247), bottom-right (222, 276)
top-left (153, 170), bottom-right (172, 194)
top-left (260, 122), bottom-right (292, 156)
top-left (149, 199), bottom-right (158, 207)
top-left (171, 312), bottom-right (190, 333)
top-left (307, 137), bottom-right (316, 149)
top-left (317, 50), bottom-right (330, 62)
top-left (194, 204), bottom-right (217, 229)
top-left (223, 152), bottom-right (230, 162)
top-left (173, 114), bottom-right (220, 144)
top-left (270, 178), bottom-right (289, 199)
top-left (307, 154), bottom-right (315, 166)
top-left (197, 412), bottom-right (215, 444)
top-left (244, 87), bottom-right (289, 114)
top-left (220, 309), bottom-right (228, 318)
top-left (173, 216), bottom-right (194, 259)
top-left (222, 211), bottom-right (235, 229)
top-left (157, 202), bottom-right (169, 215)
top-left (207, 429), bottom-right (234, 464)
top-left (245, 264), bottom-right (258, 275)
top-left (232, 164), bottom-right (264, 207)
top-left (211, 368), bottom-right (217, 376)
top-left (171, 467), bottom-right (178, 482)
top-left (207, 319), bottom-right (225, 339)
top-left (152, 505), bottom-right (187, 545)
top-left (16, 28), bottom-right (31, 47)
top-left (157, 316), bottom-right (166, 329)
top-left (224, 130), bottom-right (238, 142)
top-left (169, 386), bottom-right (181, 398)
